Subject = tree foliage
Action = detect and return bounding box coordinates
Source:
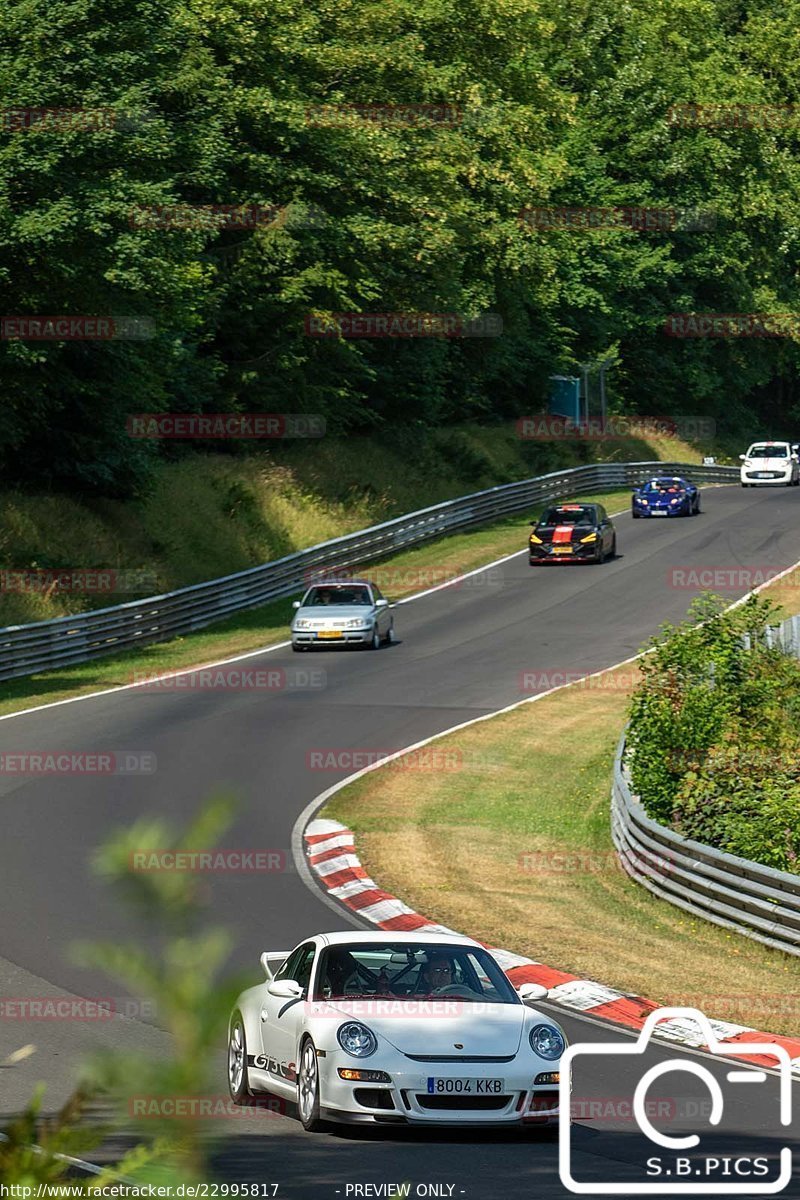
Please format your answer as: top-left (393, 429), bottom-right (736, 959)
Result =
top-left (2, 0), bottom-right (800, 493)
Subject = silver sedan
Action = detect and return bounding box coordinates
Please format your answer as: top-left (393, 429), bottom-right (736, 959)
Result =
top-left (291, 580), bottom-right (395, 651)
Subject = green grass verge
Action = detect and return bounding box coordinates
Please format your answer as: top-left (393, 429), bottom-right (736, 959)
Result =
top-left (0, 490), bottom-right (632, 718)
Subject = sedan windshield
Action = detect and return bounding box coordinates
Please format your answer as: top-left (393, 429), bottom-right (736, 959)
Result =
top-left (303, 586), bottom-right (372, 606)
top-left (748, 444), bottom-right (788, 458)
top-left (539, 506), bottom-right (595, 526)
top-left (315, 943), bottom-right (520, 1004)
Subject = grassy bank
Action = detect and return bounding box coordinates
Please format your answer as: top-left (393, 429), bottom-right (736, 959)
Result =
top-left (0, 424), bottom-right (706, 627)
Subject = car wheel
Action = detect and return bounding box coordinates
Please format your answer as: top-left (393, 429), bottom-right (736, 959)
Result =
top-left (297, 1038), bottom-right (325, 1132)
top-left (366, 627), bottom-right (381, 650)
top-left (384, 624), bottom-right (396, 645)
top-left (292, 642), bottom-right (306, 653)
top-left (631, 509), bottom-right (640, 519)
top-left (741, 482), bottom-right (748, 488)
top-left (607, 536), bottom-right (617, 560)
top-left (228, 1014), bottom-right (252, 1104)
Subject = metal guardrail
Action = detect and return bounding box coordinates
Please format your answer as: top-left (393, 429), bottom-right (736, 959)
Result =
top-left (611, 612), bottom-right (800, 958)
top-left (0, 460), bottom-right (737, 684)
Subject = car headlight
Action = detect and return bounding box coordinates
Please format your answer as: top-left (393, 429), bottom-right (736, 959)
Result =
top-left (529, 1024), bottom-right (565, 1060)
top-left (669, 497), bottom-right (681, 504)
top-left (294, 619), bottom-right (311, 630)
top-left (337, 1021), bottom-right (377, 1057)
top-left (579, 532), bottom-right (597, 543)
top-left (529, 533), bottom-right (543, 544)
top-left (345, 618), bottom-right (369, 629)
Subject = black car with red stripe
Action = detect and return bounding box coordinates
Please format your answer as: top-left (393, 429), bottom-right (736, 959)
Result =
top-left (529, 503), bottom-right (616, 565)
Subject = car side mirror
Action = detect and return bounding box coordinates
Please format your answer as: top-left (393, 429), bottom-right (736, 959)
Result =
top-left (268, 979), bottom-right (304, 999)
top-left (375, 598), bottom-right (388, 608)
top-left (739, 454), bottom-right (746, 461)
top-left (793, 445), bottom-right (800, 453)
top-left (518, 982), bottom-right (548, 1003)
top-left (292, 600), bottom-right (301, 609)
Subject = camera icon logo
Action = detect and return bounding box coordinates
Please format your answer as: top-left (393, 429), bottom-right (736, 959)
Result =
top-left (559, 1007), bottom-right (793, 1194)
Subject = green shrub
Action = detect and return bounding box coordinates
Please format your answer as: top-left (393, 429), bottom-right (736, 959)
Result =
top-left (627, 594), bottom-right (800, 873)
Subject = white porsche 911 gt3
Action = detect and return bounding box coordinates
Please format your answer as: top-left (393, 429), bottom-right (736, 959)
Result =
top-left (228, 931), bottom-right (565, 1131)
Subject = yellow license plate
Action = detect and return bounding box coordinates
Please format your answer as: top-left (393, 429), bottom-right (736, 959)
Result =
top-left (552, 547), bottom-right (573, 555)
top-left (317, 629), bottom-right (343, 639)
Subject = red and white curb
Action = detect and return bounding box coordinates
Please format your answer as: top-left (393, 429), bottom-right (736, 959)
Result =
top-left (305, 818), bottom-right (800, 1075)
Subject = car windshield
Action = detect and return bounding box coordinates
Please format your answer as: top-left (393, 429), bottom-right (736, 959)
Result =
top-left (748, 444), bottom-right (787, 458)
top-left (303, 586), bottom-right (371, 606)
top-left (314, 943), bottom-right (520, 1004)
top-left (644, 480), bottom-right (684, 494)
top-left (539, 506), bottom-right (595, 527)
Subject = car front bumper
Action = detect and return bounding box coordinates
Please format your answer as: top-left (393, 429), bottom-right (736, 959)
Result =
top-left (632, 504), bottom-right (688, 516)
top-left (529, 543), bottom-right (598, 562)
top-left (292, 627), bottom-right (374, 647)
top-left (318, 1056), bottom-right (560, 1125)
top-left (741, 469), bottom-right (793, 484)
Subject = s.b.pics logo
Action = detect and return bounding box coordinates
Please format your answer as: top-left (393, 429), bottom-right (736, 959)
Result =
top-left (559, 1008), bottom-right (793, 1194)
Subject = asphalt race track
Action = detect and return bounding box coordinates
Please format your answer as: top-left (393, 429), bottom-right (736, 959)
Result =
top-left (2, 483), bottom-right (800, 1198)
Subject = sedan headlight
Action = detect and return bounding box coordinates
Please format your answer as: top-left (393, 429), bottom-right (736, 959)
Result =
top-left (638, 498), bottom-right (648, 505)
top-left (579, 532), bottom-right (597, 543)
top-left (529, 1024), bottom-right (565, 1060)
top-left (337, 1021), bottom-right (377, 1057)
top-left (344, 618), bottom-right (370, 629)
top-left (294, 619), bottom-right (311, 630)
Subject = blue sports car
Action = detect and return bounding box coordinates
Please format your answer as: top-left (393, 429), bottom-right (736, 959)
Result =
top-left (631, 476), bottom-right (700, 518)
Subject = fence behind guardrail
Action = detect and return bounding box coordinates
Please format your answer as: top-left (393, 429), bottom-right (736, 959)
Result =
top-left (0, 461), bottom-right (737, 683)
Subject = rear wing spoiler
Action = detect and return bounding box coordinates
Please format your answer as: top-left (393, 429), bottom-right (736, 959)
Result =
top-left (260, 951), bottom-right (291, 980)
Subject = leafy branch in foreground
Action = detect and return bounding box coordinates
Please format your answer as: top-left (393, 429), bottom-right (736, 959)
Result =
top-left (1, 795), bottom-right (253, 1185)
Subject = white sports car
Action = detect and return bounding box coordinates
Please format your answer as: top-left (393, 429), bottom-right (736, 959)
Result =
top-left (228, 931), bottom-right (565, 1131)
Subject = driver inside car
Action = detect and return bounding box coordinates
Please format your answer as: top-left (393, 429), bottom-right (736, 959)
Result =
top-left (417, 953), bottom-right (458, 993)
